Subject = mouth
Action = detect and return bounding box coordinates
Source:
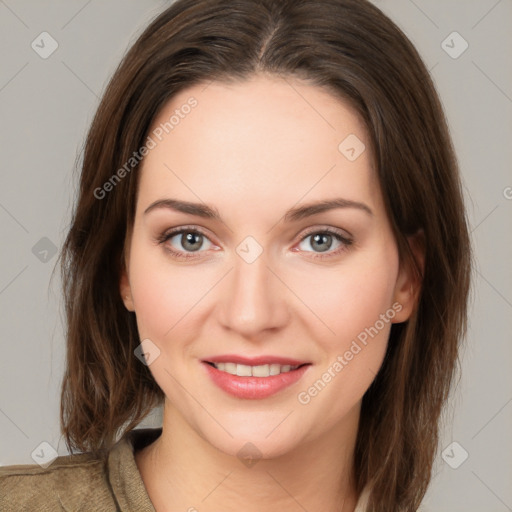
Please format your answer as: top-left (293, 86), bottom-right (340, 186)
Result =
top-left (201, 356), bottom-right (312, 399)
top-left (204, 361), bottom-right (309, 377)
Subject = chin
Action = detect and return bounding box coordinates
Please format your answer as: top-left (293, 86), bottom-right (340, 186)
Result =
top-left (210, 433), bottom-right (300, 462)
top-left (193, 412), bottom-right (306, 461)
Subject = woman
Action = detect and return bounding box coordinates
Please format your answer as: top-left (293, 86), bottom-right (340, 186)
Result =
top-left (0, 0), bottom-right (472, 510)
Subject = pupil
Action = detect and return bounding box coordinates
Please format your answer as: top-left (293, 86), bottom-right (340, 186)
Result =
top-left (312, 233), bottom-right (331, 252)
top-left (183, 232), bottom-right (202, 251)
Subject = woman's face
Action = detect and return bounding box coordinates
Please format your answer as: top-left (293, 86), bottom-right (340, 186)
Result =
top-left (121, 74), bottom-right (418, 458)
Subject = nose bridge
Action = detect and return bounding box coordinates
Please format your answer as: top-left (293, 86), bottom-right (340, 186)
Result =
top-left (219, 246), bottom-right (287, 336)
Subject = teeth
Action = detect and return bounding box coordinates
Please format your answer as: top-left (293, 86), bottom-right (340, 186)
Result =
top-left (236, 364), bottom-right (252, 377)
top-left (252, 364), bottom-right (269, 377)
top-left (224, 362), bottom-right (236, 374)
top-left (269, 364), bottom-right (281, 376)
top-left (212, 362), bottom-right (300, 377)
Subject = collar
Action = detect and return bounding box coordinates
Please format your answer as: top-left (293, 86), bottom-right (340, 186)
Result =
top-left (108, 427), bottom-right (162, 512)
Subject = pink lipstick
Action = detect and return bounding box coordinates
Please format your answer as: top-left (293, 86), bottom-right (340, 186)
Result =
top-left (201, 355), bottom-right (311, 399)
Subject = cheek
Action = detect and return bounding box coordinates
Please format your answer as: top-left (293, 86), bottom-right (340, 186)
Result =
top-left (127, 242), bottom-right (209, 341)
top-left (292, 246), bottom-right (399, 423)
top-left (294, 248), bottom-right (399, 346)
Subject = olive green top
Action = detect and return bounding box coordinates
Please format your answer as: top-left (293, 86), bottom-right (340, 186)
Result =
top-left (0, 427), bottom-right (160, 512)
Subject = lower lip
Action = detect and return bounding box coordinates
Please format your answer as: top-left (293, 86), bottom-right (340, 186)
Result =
top-left (202, 362), bottom-right (311, 399)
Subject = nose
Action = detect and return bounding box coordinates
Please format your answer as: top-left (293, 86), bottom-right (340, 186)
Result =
top-left (217, 251), bottom-right (290, 339)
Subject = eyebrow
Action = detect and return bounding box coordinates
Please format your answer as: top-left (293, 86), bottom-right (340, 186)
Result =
top-left (143, 197), bottom-right (373, 221)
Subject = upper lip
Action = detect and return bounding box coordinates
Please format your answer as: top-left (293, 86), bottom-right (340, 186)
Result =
top-left (203, 355), bottom-right (310, 366)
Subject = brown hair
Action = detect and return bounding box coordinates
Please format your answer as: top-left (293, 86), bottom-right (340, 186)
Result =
top-left (57, 1), bottom-right (472, 510)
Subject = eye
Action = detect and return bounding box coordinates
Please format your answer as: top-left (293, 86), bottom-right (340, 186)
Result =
top-left (296, 228), bottom-right (353, 259)
top-left (157, 226), bottom-right (215, 260)
top-left (157, 226), bottom-right (353, 261)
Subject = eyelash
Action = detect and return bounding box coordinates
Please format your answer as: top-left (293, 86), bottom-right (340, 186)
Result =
top-left (156, 225), bottom-right (353, 261)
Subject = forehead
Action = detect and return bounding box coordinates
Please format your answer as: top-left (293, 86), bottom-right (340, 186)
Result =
top-left (137, 75), bottom-right (380, 216)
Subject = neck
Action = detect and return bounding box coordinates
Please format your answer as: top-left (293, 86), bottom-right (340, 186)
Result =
top-left (136, 401), bottom-right (360, 512)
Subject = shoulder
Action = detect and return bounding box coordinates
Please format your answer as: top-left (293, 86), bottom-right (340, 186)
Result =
top-left (0, 451), bottom-right (117, 511)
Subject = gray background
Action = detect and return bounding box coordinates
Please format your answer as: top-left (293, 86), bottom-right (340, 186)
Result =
top-left (0, 1), bottom-right (511, 510)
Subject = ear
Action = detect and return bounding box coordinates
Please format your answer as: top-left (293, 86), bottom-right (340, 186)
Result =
top-left (391, 229), bottom-right (425, 323)
top-left (119, 238), bottom-right (135, 312)
top-left (120, 267), bottom-right (135, 312)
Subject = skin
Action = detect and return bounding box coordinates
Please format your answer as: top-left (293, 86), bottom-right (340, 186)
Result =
top-left (120, 74), bottom-right (423, 512)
